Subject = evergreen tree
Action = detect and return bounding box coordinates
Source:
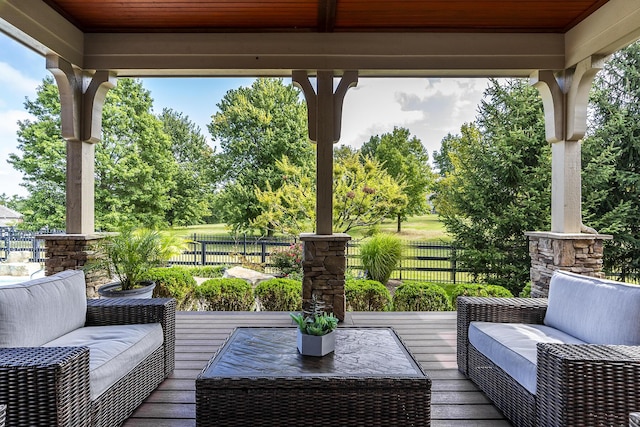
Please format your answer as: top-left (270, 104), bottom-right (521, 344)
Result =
top-left (582, 42), bottom-right (640, 280)
top-left (433, 79), bottom-right (551, 294)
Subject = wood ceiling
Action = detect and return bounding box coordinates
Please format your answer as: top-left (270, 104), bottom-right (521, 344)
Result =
top-left (42, 0), bottom-right (610, 33)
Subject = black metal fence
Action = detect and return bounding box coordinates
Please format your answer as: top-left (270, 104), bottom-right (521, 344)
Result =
top-left (0, 227), bottom-right (56, 263)
top-left (170, 234), bottom-right (472, 283)
top-left (2, 228), bottom-right (636, 285)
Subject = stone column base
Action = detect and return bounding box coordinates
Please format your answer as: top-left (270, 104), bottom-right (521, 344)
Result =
top-left (300, 233), bottom-right (351, 321)
top-left (525, 231), bottom-right (613, 297)
top-left (37, 233), bottom-right (109, 298)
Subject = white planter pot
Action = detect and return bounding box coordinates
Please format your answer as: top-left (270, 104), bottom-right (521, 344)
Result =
top-left (296, 329), bottom-right (336, 356)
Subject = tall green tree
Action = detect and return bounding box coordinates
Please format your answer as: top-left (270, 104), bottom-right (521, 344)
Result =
top-left (361, 127), bottom-right (433, 232)
top-left (582, 42), bottom-right (640, 280)
top-left (9, 77), bottom-right (178, 230)
top-left (253, 153), bottom-right (407, 236)
top-left (433, 79), bottom-right (551, 294)
top-left (159, 108), bottom-right (216, 226)
top-left (208, 78), bottom-right (313, 234)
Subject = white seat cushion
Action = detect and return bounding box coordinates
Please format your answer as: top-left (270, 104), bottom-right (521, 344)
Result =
top-left (0, 270), bottom-right (87, 347)
top-left (469, 321), bottom-right (585, 394)
top-left (544, 271), bottom-right (640, 345)
top-left (44, 323), bottom-right (163, 400)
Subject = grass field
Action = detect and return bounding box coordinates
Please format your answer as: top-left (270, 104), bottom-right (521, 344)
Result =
top-left (170, 214), bottom-right (450, 242)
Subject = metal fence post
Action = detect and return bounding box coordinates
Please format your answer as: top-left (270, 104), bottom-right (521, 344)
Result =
top-left (201, 240), bottom-right (207, 266)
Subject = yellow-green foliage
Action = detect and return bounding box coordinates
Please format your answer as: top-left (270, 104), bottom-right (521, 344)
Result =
top-left (254, 278), bottom-right (302, 311)
top-left (195, 278), bottom-right (254, 311)
top-left (360, 233), bottom-right (404, 284)
top-left (393, 281), bottom-right (453, 311)
top-left (345, 279), bottom-right (391, 311)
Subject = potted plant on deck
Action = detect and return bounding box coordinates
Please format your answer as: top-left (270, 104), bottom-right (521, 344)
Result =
top-left (290, 296), bottom-right (338, 356)
top-left (92, 227), bottom-right (186, 298)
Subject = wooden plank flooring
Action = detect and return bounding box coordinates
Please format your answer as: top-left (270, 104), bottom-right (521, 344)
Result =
top-left (124, 311), bottom-right (509, 426)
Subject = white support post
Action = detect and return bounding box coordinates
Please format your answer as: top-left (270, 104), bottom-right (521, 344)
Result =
top-left (530, 56), bottom-right (603, 233)
top-left (46, 55), bottom-right (116, 234)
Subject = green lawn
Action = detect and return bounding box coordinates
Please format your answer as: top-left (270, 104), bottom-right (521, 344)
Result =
top-left (169, 214), bottom-right (450, 242)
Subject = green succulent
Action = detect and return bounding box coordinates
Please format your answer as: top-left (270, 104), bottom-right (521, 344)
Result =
top-left (290, 295), bottom-right (338, 336)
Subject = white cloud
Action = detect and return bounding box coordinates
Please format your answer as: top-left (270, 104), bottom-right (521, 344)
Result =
top-left (0, 62), bottom-right (40, 95)
top-left (340, 78), bottom-right (489, 160)
top-left (0, 110), bottom-right (32, 197)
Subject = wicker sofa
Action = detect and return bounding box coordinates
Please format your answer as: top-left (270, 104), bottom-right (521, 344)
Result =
top-left (457, 270), bottom-right (640, 427)
top-left (0, 270), bottom-right (176, 427)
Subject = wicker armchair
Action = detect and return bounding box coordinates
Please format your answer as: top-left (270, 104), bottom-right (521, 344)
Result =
top-left (458, 296), bottom-right (640, 427)
top-left (0, 297), bottom-right (176, 427)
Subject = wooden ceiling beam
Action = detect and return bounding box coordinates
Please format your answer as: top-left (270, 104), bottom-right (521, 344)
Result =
top-left (318, 0), bottom-right (338, 32)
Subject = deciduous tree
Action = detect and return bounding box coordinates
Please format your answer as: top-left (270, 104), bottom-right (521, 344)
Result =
top-left (208, 78), bottom-right (313, 234)
top-left (361, 127), bottom-right (433, 232)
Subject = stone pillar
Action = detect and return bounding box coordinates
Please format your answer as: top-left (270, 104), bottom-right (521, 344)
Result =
top-left (300, 233), bottom-right (351, 321)
top-left (38, 234), bottom-right (110, 298)
top-left (525, 231), bottom-right (612, 297)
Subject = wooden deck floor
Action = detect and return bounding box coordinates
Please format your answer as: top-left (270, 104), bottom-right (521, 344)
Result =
top-left (123, 311), bottom-right (510, 427)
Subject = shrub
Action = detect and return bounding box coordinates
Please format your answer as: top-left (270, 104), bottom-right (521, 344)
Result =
top-left (393, 281), bottom-right (453, 311)
top-left (184, 265), bottom-right (227, 278)
top-left (359, 233), bottom-right (403, 284)
top-left (269, 243), bottom-right (303, 276)
top-left (149, 266), bottom-right (197, 310)
top-left (345, 279), bottom-right (391, 311)
top-left (194, 278), bottom-right (254, 311)
top-left (450, 283), bottom-right (513, 308)
top-left (254, 278), bottom-right (302, 311)
top-left (519, 282), bottom-right (532, 297)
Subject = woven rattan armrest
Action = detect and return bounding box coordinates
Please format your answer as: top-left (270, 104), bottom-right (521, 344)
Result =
top-left (536, 343), bottom-right (640, 427)
top-left (457, 297), bottom-right (548, 375)
top-left (0, 346), bottom-right (91, 426)
top-left (85, 298), bottom-right (176, 376)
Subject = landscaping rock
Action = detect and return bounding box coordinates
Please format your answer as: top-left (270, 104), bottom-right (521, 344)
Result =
top-left (223, 266), bottom-right (275, 286)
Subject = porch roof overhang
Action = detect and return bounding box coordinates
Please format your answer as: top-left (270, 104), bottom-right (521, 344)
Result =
top-left (0, 0), bottom-right (639, 78)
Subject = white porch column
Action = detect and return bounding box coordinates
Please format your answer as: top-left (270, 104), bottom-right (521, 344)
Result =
top-left (528, 56), bottom-right (612, 296)
top-left (46, 55), bottom-right (116, 234)
top-left (292, 70), bottom-right (358, 235)
top-left (531, 56), bottom-right (603, 233)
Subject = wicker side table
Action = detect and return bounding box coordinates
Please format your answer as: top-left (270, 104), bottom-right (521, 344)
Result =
top-left (0, 404), bottom-right (5, 427)
top-left (631, 412), bottom-right (640, 427)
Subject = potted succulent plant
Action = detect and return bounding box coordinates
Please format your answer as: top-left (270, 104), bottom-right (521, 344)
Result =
top-left (91, 227), bottom-right (186, 299)
top-left (290, 296), bottom-right (338, 356)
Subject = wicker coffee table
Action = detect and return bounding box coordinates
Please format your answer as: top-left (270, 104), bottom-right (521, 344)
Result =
top-left (196, 327), bottom-right (431, 427)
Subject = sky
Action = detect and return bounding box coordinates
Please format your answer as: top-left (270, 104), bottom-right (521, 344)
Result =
top-left (0, 33), bottom-right (490, 198)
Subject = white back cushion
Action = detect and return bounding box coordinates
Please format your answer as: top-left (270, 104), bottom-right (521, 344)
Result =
top-left (0, 270), bottom-right (87, 347)
top-left (544, 271), bottom-right (640, 345)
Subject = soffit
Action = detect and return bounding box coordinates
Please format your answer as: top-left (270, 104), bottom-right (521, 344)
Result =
top-left (42, 0), bottom-right (609, 33)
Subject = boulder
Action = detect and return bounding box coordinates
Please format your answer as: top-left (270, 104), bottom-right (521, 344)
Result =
top-left (223, 266), bottom-right (275, 286)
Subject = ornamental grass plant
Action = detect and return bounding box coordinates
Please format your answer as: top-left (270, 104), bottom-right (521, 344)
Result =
top-left (359, 233), bottom-right (403, 284)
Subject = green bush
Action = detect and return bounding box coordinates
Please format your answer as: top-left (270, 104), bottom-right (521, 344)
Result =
top-left (345, 279), bottom-right (391, 311)
top-left (195, 278), bottom-right (254, 311)
top-left (519, 282), bottom-right (532, 297)
top-left (254, 278), bottom-right (302, 311)
top-left (184, 265), bottom-right (227, 278)
top-left (393, 281), bottom-right (453, 311)
top-left (149, 266), bottom-right (197, 310)
top-left (359, 233), bottom-right (403, 284)
top-left (450, 283), bottom-right (513, 308)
